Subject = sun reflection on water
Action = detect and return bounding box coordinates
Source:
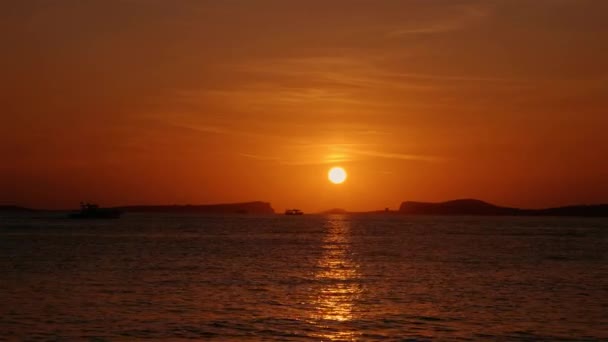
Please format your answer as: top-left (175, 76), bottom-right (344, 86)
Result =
top-left (311, 215), bottom-right (362, 341)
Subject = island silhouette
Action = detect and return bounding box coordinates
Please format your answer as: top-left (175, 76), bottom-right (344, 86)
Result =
top-left (114, 201), bottom-right (275, 215)
top-left (397, 199), bottom-right (608, 217)
top-left (2, 199), bottom-right (608, 217)
top-left (0, 202), bottom-right (275, 215)
top-left (318, 199), bottom-right (608, 217)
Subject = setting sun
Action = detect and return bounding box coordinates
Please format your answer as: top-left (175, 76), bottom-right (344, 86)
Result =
top-left (328, 167), bottom-right (347, 184)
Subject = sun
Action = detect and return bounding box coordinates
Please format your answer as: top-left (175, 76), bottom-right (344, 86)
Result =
top-left (328, 167), bottom-right (347, 184)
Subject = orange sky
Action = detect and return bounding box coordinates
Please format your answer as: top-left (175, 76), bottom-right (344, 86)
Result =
top-left (1, 1), bottom-right (607, 211)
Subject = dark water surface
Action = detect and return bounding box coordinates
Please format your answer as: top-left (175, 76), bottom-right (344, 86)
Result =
top-left (1, 214), bottom-right (606, 341)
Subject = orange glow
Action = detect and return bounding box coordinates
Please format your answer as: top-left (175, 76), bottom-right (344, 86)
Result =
top-left (1, 2), bottom-right (607, 211)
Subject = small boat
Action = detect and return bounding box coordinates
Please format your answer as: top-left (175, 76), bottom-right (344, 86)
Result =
top-left (284, 209), bottom-right (303, 215)
top-left (69, 203), bottom-right (123, 219)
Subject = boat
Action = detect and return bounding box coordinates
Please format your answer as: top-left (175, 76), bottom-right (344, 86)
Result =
top-left (69, 203), bottom-right (123, 219)
top-left (284, 209), bottom-right (303, 215)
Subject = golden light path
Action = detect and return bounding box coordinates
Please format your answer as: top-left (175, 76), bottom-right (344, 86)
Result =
top-left (328, 167), bottom-right (347, 184)
top-left (311, 215), bottom-right (362, 341)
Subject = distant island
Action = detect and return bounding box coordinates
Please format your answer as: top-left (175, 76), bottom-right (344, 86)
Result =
top-left (0, 205), bottom-right (36, 212)
top-left (113, 201), bottom-right (275, 215)
top-left (317, 199), bottom-right (608, 217)
top-left (0, 201), bottom-right (275, 215)
top-left (397, 199), bottom-right (608, 217)
top-left (2, 199), bottom-right (608, 217)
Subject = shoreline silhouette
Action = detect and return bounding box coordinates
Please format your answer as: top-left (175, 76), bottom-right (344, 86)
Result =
top-left (2, 199), bottom-right (608, 217)
top-left (0, 202), bottom-right (275, 215)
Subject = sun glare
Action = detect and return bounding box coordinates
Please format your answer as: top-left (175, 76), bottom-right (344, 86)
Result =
top-left (328, 167), bottom-right (347, 184)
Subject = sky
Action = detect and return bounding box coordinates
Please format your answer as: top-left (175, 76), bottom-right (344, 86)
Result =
top-left (1, 0), bottom-right (607, 211)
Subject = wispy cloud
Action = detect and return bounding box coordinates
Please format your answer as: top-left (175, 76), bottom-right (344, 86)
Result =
top-left (321, 143), bottom-right (443, 163)
top-left (153, 114), bottom-right (442, 165)
top-left (386, 3), bottom-right (492, 36)
top-left (340, 148), bottom-right (442, 162)
top-left (227, 52), bottom-right (527, 102)
top-left (232, 56), bottom-right (437, 91)
top-left (238, 153), bottom-right (281, 162)
top-left (239, 144), bottom-right (441, 167)
top-left (239, 152), bottom-right (354, 166)
top-left (390, 72), bottom-right (519, 83)
top-left (155, 119), bottom-right (298, 146)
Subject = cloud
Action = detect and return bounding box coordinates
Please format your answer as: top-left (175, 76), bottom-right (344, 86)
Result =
top-left (386, 3), bottom-right (492, 36)
top-left (154, 115), bottom-right (441, 165)
top-left (160, 119), bottom-right (292, 142)
top-left (232, 56), bottom-right (436, 91)
top-left (339, 148), bottom-right (442, 162)
top-left (341, 148), bottom-right (442, 162)
top-left (238, 153), bottom-right (281, 162)
top-left (224, 52), bottom-right (527, 104)
top-left (239, 152), bottom-right (354, 166)
top-left (239, 143), bottom-right (441, 167)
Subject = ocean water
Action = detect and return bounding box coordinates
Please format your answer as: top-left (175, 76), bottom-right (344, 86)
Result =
top-left (0, 213), bottom-right (606, 341)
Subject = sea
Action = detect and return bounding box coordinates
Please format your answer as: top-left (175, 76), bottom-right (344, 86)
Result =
top-left (1, 213), bottom-right (606, 341)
